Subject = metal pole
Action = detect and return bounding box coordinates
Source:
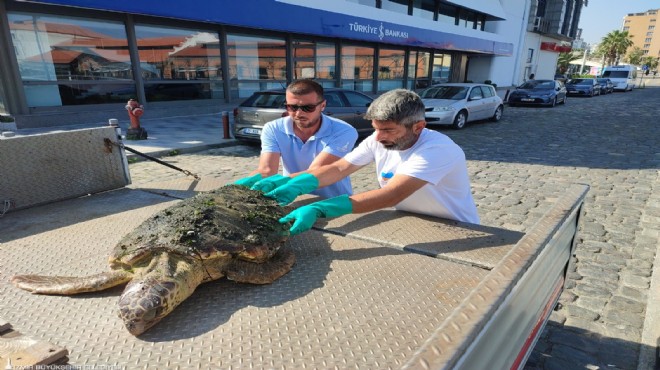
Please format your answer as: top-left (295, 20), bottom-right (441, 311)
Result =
top-left (222, 111), bottom-right (230, 139)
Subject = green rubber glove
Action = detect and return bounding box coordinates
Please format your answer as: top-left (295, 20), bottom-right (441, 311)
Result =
top-left (264, 173), bottom-right (320, 205)
top-left (250, 174), bottom-right (291, 193)
top-left (279, 195), bottom-right (353, 235)
top-left (233, 173), bottom-right (262, 187)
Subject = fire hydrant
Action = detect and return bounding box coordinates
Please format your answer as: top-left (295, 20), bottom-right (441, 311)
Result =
top-left (125, 99), bottom-right (148, 140)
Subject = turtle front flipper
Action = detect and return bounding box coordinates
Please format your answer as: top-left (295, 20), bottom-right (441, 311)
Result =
top-left (10, 271), bottom-right (132, 295)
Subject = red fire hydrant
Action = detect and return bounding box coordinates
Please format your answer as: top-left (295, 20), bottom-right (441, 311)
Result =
top-left (125, 99), bottom-right (147, 140)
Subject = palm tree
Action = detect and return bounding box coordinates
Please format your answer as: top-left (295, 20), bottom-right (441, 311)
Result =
top-left (597, 30), bottom-right (634, 66)
top-left (556, 50), bottom-right (583, 74)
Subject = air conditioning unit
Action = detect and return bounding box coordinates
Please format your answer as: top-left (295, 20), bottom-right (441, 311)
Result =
top-left (533, 17), bottom-right (542, 31)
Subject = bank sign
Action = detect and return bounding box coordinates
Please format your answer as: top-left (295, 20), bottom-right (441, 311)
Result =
top-left (26, 0), bottom-right (512, 56)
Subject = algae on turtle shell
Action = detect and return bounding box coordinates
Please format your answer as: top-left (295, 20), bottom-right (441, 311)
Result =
top-left (11, 185), bottom-right (296, 336)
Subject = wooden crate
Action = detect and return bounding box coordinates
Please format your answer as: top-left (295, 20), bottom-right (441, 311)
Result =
top-left (0, 318), bottom-right (69, 367)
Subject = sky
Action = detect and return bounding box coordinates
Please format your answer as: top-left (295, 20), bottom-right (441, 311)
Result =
top-left (578, 0), bottom-right (658, 45)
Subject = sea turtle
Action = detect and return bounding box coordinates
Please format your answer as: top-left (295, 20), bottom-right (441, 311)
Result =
top-left (10, 184), bottom-right (295, 336)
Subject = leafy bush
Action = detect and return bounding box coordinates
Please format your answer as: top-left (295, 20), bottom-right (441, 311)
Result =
top-left (0, 114), bottom-right (15, 123)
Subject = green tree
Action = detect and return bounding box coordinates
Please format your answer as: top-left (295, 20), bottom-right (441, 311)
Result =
top-left (641, 56), bottom-right (659, 72)
top-left (625, 46), bottom-right (644, 66)
top-left (597, 30), bottom-right (634, 65)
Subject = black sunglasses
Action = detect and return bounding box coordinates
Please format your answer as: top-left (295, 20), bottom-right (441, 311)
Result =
top-left (284, 100), bottom-right (324, 113)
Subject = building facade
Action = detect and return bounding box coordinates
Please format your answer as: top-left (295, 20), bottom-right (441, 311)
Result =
top-left (623, 9), bottom-right (660, 59)
top-left (0, 0), bottom-right (582, 128)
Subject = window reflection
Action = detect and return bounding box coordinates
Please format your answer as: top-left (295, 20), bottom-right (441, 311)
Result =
top-left (135, 25), bottom-right (222, 102)
top-left (378, 48), bottom-right (405, 92)
top-left (227, 34), bottom-right (286, 98)
top-left (293, 40), bottom-right (336, 88)
top-left (432, 53), bottom-right (451, 84)
top-left (409, 51), bottom-right (430, 89)
top-left (8, 12), bottom-right (134, 106)
top-left (341, 45), bottom-right (374, 93)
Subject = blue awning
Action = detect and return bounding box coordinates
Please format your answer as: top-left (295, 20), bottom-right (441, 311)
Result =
top-left (18, 0), bottom-right (513, 56)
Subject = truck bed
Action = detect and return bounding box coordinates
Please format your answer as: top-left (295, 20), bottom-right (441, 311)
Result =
top-left (0, 175), bottom-right (587, 369)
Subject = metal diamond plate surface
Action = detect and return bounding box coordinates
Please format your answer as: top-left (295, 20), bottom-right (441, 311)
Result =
top-left (289, 197), bottom-right (524, 269)
top-left (127, 177), bottom-right (227, 199)
top-left (0, 186), bottom-right (490, 369)
top-left (0, 127), bottom-right (129, 212)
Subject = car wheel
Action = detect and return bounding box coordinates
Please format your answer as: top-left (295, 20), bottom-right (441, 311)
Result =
top-left (490, 105), bottom-right (503, 122)
top-left (561, 95), bottom-right (567, 104)
top-left (550, 97), bottom-right (557, 107)
top-left (452, 111), bottom-right (467, 129)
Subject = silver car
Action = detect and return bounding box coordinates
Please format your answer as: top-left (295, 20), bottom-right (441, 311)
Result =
top-left (233, 88), bottom-right (373, 142)
top-left (420, 83), bottom-right (504, 129)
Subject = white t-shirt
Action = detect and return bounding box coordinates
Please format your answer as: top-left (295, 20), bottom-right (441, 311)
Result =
top-left (344, 128), bottom-right (480, 224)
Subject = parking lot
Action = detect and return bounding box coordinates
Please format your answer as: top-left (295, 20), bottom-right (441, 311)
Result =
top-left (126, 82), bottom-right (660, 369)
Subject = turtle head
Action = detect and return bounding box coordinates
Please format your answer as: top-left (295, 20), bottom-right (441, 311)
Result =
top-left (117, 275), bottom-right (181, 335)
top-left (116, 253), bottom-right (202, 336)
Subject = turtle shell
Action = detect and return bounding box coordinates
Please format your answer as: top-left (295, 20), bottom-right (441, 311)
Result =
top-left (110, 185), bottom-right (291, 268)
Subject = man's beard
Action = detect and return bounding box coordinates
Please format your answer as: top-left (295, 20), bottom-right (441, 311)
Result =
top-left (293, 115), bottom-right (321, 130)
top-left (380, 128), bottom-right (418, 151)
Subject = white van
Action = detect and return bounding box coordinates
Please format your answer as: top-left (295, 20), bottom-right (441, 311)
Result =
top-left (601, 65), bottom-right (637, 91)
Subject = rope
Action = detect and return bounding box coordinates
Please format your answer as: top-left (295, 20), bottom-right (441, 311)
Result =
top-left (104, 138), bottom-right (201, 180)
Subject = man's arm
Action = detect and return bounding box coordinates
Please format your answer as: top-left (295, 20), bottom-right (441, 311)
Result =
top-left (307, 158), bottom-right (362, 187)
top-left (256, 152), bottom-right (281, 177)
top-left (347, 174), bottom-right (427, 213)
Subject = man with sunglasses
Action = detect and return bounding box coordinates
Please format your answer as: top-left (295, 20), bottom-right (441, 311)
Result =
top-left (249, 88), bottom-right (479, 235)
top-left (234, 79), bottom-right (358, 199)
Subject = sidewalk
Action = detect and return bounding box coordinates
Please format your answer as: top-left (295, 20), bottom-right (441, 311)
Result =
top-left (5, 111), bottom-right (237, 158)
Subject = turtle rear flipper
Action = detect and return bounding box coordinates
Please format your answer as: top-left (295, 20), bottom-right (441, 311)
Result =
top-left (11, 271), bottom-right (132, 295)
top-left (226, 247), bottom-right (295, 284)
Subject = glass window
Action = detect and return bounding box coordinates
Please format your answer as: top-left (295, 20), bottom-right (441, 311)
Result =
top-left (412, 0), bottom-right (435, 20)
top-left (382, 0), bottom-right (410, 15)
top-left (226, 34), bottom-right (286, 98)
top-left (432, 53), bottom-right (451, 84)
top-left (459, 10), bottom-right (477, 29)
top-left (345, 0), bottom-right (377, 6)
top-left (377, 48), bottom-right (405, 92)
top-left (293, 40), bottom-right (336, 87)
top-left (135, 24), bottom-right (221, 102)
top-left (0, 75), bottom-right (6, 113)
top-left (438, 3), bottom-right (457, 25)
top-left (469, 86), bottom-right (483, 99)
top-left (343, 90), bottom-right (373, 108)
top-left (408, 50), bottom-right (430, 89)
top-left (8, 12), bottom-right (134, 107)
top-left (480, 85), bottom-right (494, 97)
top-left (341, 45), bottom-right (374, 93)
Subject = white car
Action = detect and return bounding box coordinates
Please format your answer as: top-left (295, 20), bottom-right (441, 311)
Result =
top-left (420, 83), bottom-right (504, 129)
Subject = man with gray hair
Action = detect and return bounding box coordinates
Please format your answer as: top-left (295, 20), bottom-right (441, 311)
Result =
top-left (251, 88), bottom-right (479, 235)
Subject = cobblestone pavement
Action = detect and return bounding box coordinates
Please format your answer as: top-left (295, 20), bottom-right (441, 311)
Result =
top-left (128, 84), bottom-right (660, 369)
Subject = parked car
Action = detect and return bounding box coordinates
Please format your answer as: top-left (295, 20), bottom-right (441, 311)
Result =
top-left (507, 79), bottom-right (567, 107)
top-left (419, 83), bottom-right (503, 129)
top-left (233, 88), bottom-right (374, 142)
top-left (565, 78), bottom-right (601, 97)
top-left (596, 78), bottom-right (614, 94)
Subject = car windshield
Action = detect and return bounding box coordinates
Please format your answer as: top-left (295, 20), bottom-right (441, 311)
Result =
top-left (597, 79), bottom-right (609, 83)
top-left (519, 81), bottom-right (554, 89)
top-left (420, 86), bottom-right (468, 100)
top-left (242, 93), bottom-right (286, 108)
top-left (602, 71), bottom-right (629, 78)
top-left (568, 79), bottom-right (592, 85)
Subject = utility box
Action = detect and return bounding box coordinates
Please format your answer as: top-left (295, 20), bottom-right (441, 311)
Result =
top-left (0, 127), bottom-right (130, 212)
